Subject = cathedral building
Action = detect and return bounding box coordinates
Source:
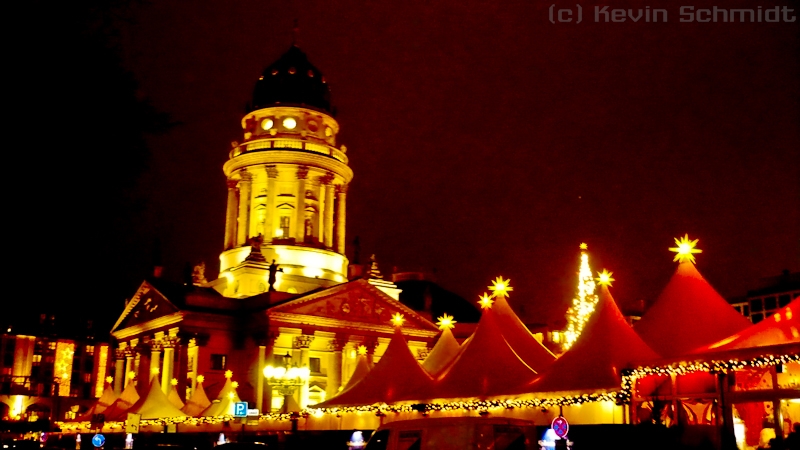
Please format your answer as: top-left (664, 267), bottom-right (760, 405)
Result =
top-left (107, 44), bottom-right (441, 414)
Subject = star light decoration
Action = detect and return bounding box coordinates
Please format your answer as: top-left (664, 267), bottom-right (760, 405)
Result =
top-left (391, 313), bottom-right (405, 327)
top-left (669, 234), bottom-right (702, 263)
top-left (224, 370), bottom-right (233, 379)
top-left (357, 345), bottom-right (367, 356)
top-left (171, 378), bottom-right (178, 386)
top-left (105, 376), bottom-right (113, 384)
top-left (596, 269), bottom-right (614, 286)
top-left (489, 276), bottom-right (513, 298)
top-left (436, 313), bottom-right (456, 330)
top-left (478, 293), bottom-right (494, 310)
top-left (196, 375), bottom-right (205, 383)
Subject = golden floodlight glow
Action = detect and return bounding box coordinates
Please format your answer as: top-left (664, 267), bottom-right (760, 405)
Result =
top-left (489, 276), bottom-right (513, 298)
top-left (171, 378), bottom-right (178, 386)
top-left (282, 117), bottom-right (297, 129)
top-left (151, 367), bottom-right (160, 375)
top-left (391, 313), bottom-right (405, 327)
top-left (197, 375), bottom-right (205, 383)
top-left (228, 392), bottom-right (235, 399)
top-left (261, 118), bottom-right (273, 130)
top-left (436, 313), bottom-right (456, 330)
top-left (669, 234), bottom-right (702, 263)
top-left (596, 269), bottom-right (615, 287)
top-left (357, 345), bottom-right (367, 356)
top-left (478, 293), bottom-right (494, 310)
top-left (225, 370), bottom-right (233, 379)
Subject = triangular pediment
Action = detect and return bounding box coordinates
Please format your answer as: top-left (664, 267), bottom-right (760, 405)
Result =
top-left (111, 280), bottom-right (183, 336)
top-left (268, 279), bottom-right (438, 336)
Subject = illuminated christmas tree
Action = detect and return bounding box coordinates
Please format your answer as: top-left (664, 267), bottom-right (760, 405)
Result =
top-left (563, 243), bottom-right (598, 350)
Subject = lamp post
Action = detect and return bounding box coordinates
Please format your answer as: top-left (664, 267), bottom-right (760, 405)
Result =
top-left (263, 352), bottom-right (310, 414)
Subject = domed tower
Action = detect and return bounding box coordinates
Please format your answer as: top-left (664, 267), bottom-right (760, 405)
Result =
top-left (218, 45), bottom-right (353, 297)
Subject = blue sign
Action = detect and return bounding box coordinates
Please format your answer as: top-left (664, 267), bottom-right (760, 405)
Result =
top-left (92, 434), bottom-right (106, 448)
top-left (233, 402), bottom-right (248, 418)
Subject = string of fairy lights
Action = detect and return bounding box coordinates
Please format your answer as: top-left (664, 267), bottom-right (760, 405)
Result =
top-left (53, 235), bottom-right (797, 431)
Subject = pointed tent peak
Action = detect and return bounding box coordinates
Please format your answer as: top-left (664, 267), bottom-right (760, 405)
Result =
top-left (291, 19), bottom-right (301, 47)
top-left (596, 269), bottom-right (615, 287)
top-left (489, 276), bottom-right (513, 298)
top-left (168, 384), bottom-right (185, 410)
top-left (490, 294), bottom-right (557, 372)
top-left (634, 255), bottom-right (750, 358)
top-left (526, 278), bottom-right (661, 394)
top-left (182, 380), bottom-right (211, 416)
top-left (340, 353), bottom-right (372, 393)
top-left (436, 313), bottom-right (456, 330)
top-left (129, 375), bottom-right (187, 420)
top-left (669, 234), bottom-right (702, 264)
top-left (422, 326), bottom-right (461, 377)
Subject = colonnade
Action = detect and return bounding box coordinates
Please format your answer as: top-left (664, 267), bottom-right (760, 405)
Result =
top-left (223, 165), bottom-right (347, 254)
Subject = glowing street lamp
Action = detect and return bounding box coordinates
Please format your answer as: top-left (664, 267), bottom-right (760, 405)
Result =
top-left (263, 352), bottom-right (310, 413)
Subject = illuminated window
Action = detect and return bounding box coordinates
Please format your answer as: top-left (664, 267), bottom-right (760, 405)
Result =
top-left (48, 342), bottom-right (57, 351)
top-left (86, 345), bottom-right (94, 355)
top-left (261, 118), bottom-right (274, 130)
top-left (280, 216), bottom-right (290, 238)
top-left (211, 354), bottom-right (227, 371)
top-left (325, 126), bottom-right (332, 137)
top-left (282, 117), bottom-right (297, 129)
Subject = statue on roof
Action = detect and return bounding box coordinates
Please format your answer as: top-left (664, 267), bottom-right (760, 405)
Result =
top-left (192, 262), bottom-right (208, 286)
top-left (268, 259), bottom-right (283, 292)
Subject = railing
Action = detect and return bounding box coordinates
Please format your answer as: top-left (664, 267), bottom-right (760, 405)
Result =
top-left (236, 138), bottom-right (348, 164)
top-left (0, 375), bottom-right (54, 397)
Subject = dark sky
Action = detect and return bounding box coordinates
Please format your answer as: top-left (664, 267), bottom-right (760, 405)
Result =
top-left (17, 0), bottom-right (798, 331)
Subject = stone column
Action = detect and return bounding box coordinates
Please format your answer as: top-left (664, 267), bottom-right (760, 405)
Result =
top-left (335, 184), bottom-right (348, 254)
top-left (293, 334), bottom-right (315, 408)
top-left (224, 179), bottom-right (239, 250)
top-left (148, 341), bottom-right (162, 389)
top-left (294, 167), bottom-right (309, 242)
top-left (321, 173), bottom-right (335, 249)
top-left (161, 336), bottom-right (178, 395)
top-left (256, 332), bottom-right (279, 413)
top-left (124, 350), bottom-right (135, 388)
top-left (363, 339), bottom-right (378, 366)
top-left (236, 170), bottom-right (252, 247)
top-left (264, 166), bottom-right (278, 241)
top-left (113, 349), bottom-right (125, 395)
top-left (327, 337), bottom-right (347, 399)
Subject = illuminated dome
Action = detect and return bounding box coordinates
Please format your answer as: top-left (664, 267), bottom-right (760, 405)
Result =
top-left (251, 45), bottom-right (332, 113)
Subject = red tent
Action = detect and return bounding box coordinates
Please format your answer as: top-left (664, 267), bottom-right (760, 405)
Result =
top-left (695, 297), bottom-right (800, 352)
top-left (523, 284), bottom-right (661, 394)
top-left (422, 327), bottom-right (461, 377)
top-left (492, 295), bottom-right (557, 373)
top-left (102, 380), bottom-right (140, 421)
top-left (312, 327), bottom-right (434, 407)
top-left (340, 353), bottom-right (372, 393)
top-left (432, 305), bottom-right (537, 400)
top-left (634, 261), bottom-right (751, 358)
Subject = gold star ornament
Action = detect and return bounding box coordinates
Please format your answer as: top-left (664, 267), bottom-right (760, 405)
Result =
top-left (197, 375), bottom-right (205, 383)
top-left (224, 370), bottom-right (233, 379)
top-left (478, 293), bottom-right (494, 310)
top-left (357, 345), bottom-right (367, 356)
top-left (669, 234), bottom-right (702, 263)
top-left (171, 378), bottom-right (178, 386)
top-left (391, 313), bottom-right (405, 327)
top-left (596, 269), bottom-right (615, 286)
top-left (489, 276), bottom-right (513, 298)
top-left (579, 243), bottom-right (588, 250)
top-left (105, 376), bottom-right (113, 384)
top-left (436, 313), bottom-right (456, 330)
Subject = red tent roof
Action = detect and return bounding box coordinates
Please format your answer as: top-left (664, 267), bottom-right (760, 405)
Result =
top-left (127, 376), bottom-right (188, 419)
top-left (313, 327), bottom-right (434, 407)
top-left (422, 327), bottom-right (461, 377)
top-left (433, 306), bottom-right (537, 400)
top-left (634, 262), bottom-right (751, 358)
top-left (76, 384), bottom-right (118, 421)
top-left (102, 381), bottom-right (140, 421)
top-left (524, 285), bottom-right (661, 394)
top-left (182, 381), bottom-right (211, 416)
top-left (694, 297), bottom-right (800, 353)
top-left (340, 354), bottom-right (372, 393)
top-left (492, 296), bottom-right (557, 373)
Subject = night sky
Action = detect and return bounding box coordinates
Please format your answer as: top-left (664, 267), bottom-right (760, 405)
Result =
top-left (14, 0), bottom-right (799, 332)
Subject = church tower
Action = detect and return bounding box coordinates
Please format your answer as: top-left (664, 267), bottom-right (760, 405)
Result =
top-left (216, 44), bottom-right (353, 297)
